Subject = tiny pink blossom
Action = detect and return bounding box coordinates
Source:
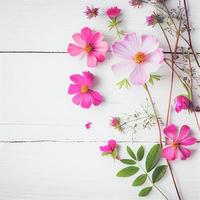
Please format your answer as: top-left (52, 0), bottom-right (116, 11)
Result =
top-left (67, 27), bottom-right (108, 67)
top-left (68, 71), bottom-right (103, 109)
top-left (129, 0), bottom-right (142, 7)
top-left (84, 6), bottom-right (99, 19)
top-left (174, 95), bottom-right (190, 113)
top-left (146, 15), bottom-right (157, 26)
top-left (110, 117), bottom-right (124, 132)
top-left (111, 33), bottom-right (164, 85)
top-left (106, 6), bottom-right (121, 19)
top-left (85, 122), bottom-right (92, 129)
top-left (162, 124), bottom-right (197, 160)
top-left (100, 139), bottom-right (118, 159)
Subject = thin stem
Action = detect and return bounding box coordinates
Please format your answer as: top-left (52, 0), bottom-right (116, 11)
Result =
top-left (144, 84), bottom-right (162, 147)
top-left (137, 162), bottom-right (168, 200)
top-left (167, 161), bottom-right (182, 200)
top-left (158, 23), bottom-right (175, 126)
top-left (158, 22), bottom-right (182, 200)
top-left (188, 53), bottom-right (200, 131)
top-left (183, 0), bottom-right (200, 68)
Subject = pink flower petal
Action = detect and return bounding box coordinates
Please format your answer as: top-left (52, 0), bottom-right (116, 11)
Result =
top-left (67, 43), bottom-right (83, 56)
top-left (87, 53), bottom-right (97, 67)
top-left (163, 124), bottom-right (177, 141)
top-left (177, 125), bottom-right (190, 142)
top-left (179, 147), bottom-right (191, 160)
top-left (72, 33), bottom-right (85, 46)
top-left (140, 35), bottom-right (159, 54)
top-left (143, 48), bottom-right (164, 73)
top-left (100, 145), bottom-right (112, 153)
top-left (70, 74), bottom-right (85, 85)
top-left (124, 33), bottom-right (141, 54)
top-left (95, 41), bottom-right (108, 52)
top-left (111, 41), bottom-right (133, 60)
top-left (82, 71), bottom-right (94, 87)
top-left (129, 65), bottom-right (149, 85)
top-left (93, 51), bottom-right (105, 62)
top-left (81, 27), bottom-right (92, 42)
top-left (85, 122), bottom-right (92, 129)
top-left (90, 32), bottom-right (104, 44)
top-left (68, 84), bottom-right (81, 94)
top-left (181, 137), bottom-right (197, 146)
top-left (90, 90), bottom-right (103, 106)
top-left (112, 61), bottom-right (134, 76)
top-left (80, 93), bottom-right (92, 109)
top-left (108, 140), bottom-right (117, 151)
top-left (162, 146), bottom-right (177, 160)
top-left (146, 48), bottom-right (164, 64)
top-left (72, 93), bottom-right (84, 105)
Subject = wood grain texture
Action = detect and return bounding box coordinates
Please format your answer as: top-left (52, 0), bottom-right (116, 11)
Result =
top-left (0, 0), bottom-right (200, 199)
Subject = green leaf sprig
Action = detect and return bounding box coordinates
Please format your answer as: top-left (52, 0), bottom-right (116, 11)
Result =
top-left (116, 144), bottom-right (168, 199)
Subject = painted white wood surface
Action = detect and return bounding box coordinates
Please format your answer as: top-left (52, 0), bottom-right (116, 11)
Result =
top-left (0, 0), bottom-right (200, 199)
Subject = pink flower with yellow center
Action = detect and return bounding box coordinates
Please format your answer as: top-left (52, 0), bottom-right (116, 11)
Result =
top-left (68, 71), bottom-right (103, 109)
top-left (162, 124), bottom-right (197, 160)
top-left (111, 33), bottom-right (164, 85)
top-left (67, 27), bottom-right (108, 67)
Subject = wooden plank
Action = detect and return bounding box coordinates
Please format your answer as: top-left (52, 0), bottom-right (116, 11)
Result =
top-left (0, 142), bottom-right (199, 200)
top-left (0, 53), bottom-right (199, 141)
top-left (0, 0), bottom-right (199, 51)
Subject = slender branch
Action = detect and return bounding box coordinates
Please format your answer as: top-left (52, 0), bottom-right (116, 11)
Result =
top-left (183, 0), bottom-right (200, 68)
top-left (144, 84), bottom-right (162, 147)
top-left (137, 161), bottom-right (168, 200)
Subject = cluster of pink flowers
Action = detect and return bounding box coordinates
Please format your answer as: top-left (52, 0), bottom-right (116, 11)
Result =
top-left (67, 4), bottom-right (198, 162)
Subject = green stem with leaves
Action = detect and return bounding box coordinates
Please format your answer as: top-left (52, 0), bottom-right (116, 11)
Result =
top-left (137, 161), bottom-right (169, 200)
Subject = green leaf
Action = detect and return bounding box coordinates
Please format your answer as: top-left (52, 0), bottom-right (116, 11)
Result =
top-left (126, 146), bottom-right (136, 160)
top-left (145, 144), bottom-right (161, 172)
top-left (138, 186), bottom-right (153, 197)
top-left (116, 78), bottom-right (131, 89)
top-left (132, 174), bottom-right (147, 186)
top-left (137, 145), bottom-right (144, 161)
top-left (112, 148), bottom-right (118, 160)
top-left (120, 159), bottom-right (136, 165)
top-left (116, 166), bottom-right (139, 177)
top-left (148, 74), bottom-right (161, 85)
top-left (101, 152), bottom-right (109, 156)
top-left (152, 165), bottom-right (167, 183)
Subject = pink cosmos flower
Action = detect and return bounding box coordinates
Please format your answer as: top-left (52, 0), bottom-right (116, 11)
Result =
top-left (111, 33), bottom-right (164, 85)
top-left (162, 124), bottom-right (197, 160)
top-left (84, 6), bottom-right (99, 19)
top-left (174, 95), bottom-right (190, 113)
top-left (106, 6), bottom-right (121, 19)
top-left (68, 71), bottom-right (103, 109)
top-left (67, 27), bottom-right (108, 67)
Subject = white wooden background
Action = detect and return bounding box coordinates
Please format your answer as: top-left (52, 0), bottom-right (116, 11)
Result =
top-left (0, 0), bottom-right (200, 199)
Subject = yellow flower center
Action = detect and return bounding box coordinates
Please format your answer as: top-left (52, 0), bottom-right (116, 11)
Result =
top-left (171, 142), bottom-right (179, 149)
top-left (133, 52), bottom-right (146, 64)
top-left (81, 85), bottom-right (89, 93)
top-left (83, 44), bottom-right (93, 53)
